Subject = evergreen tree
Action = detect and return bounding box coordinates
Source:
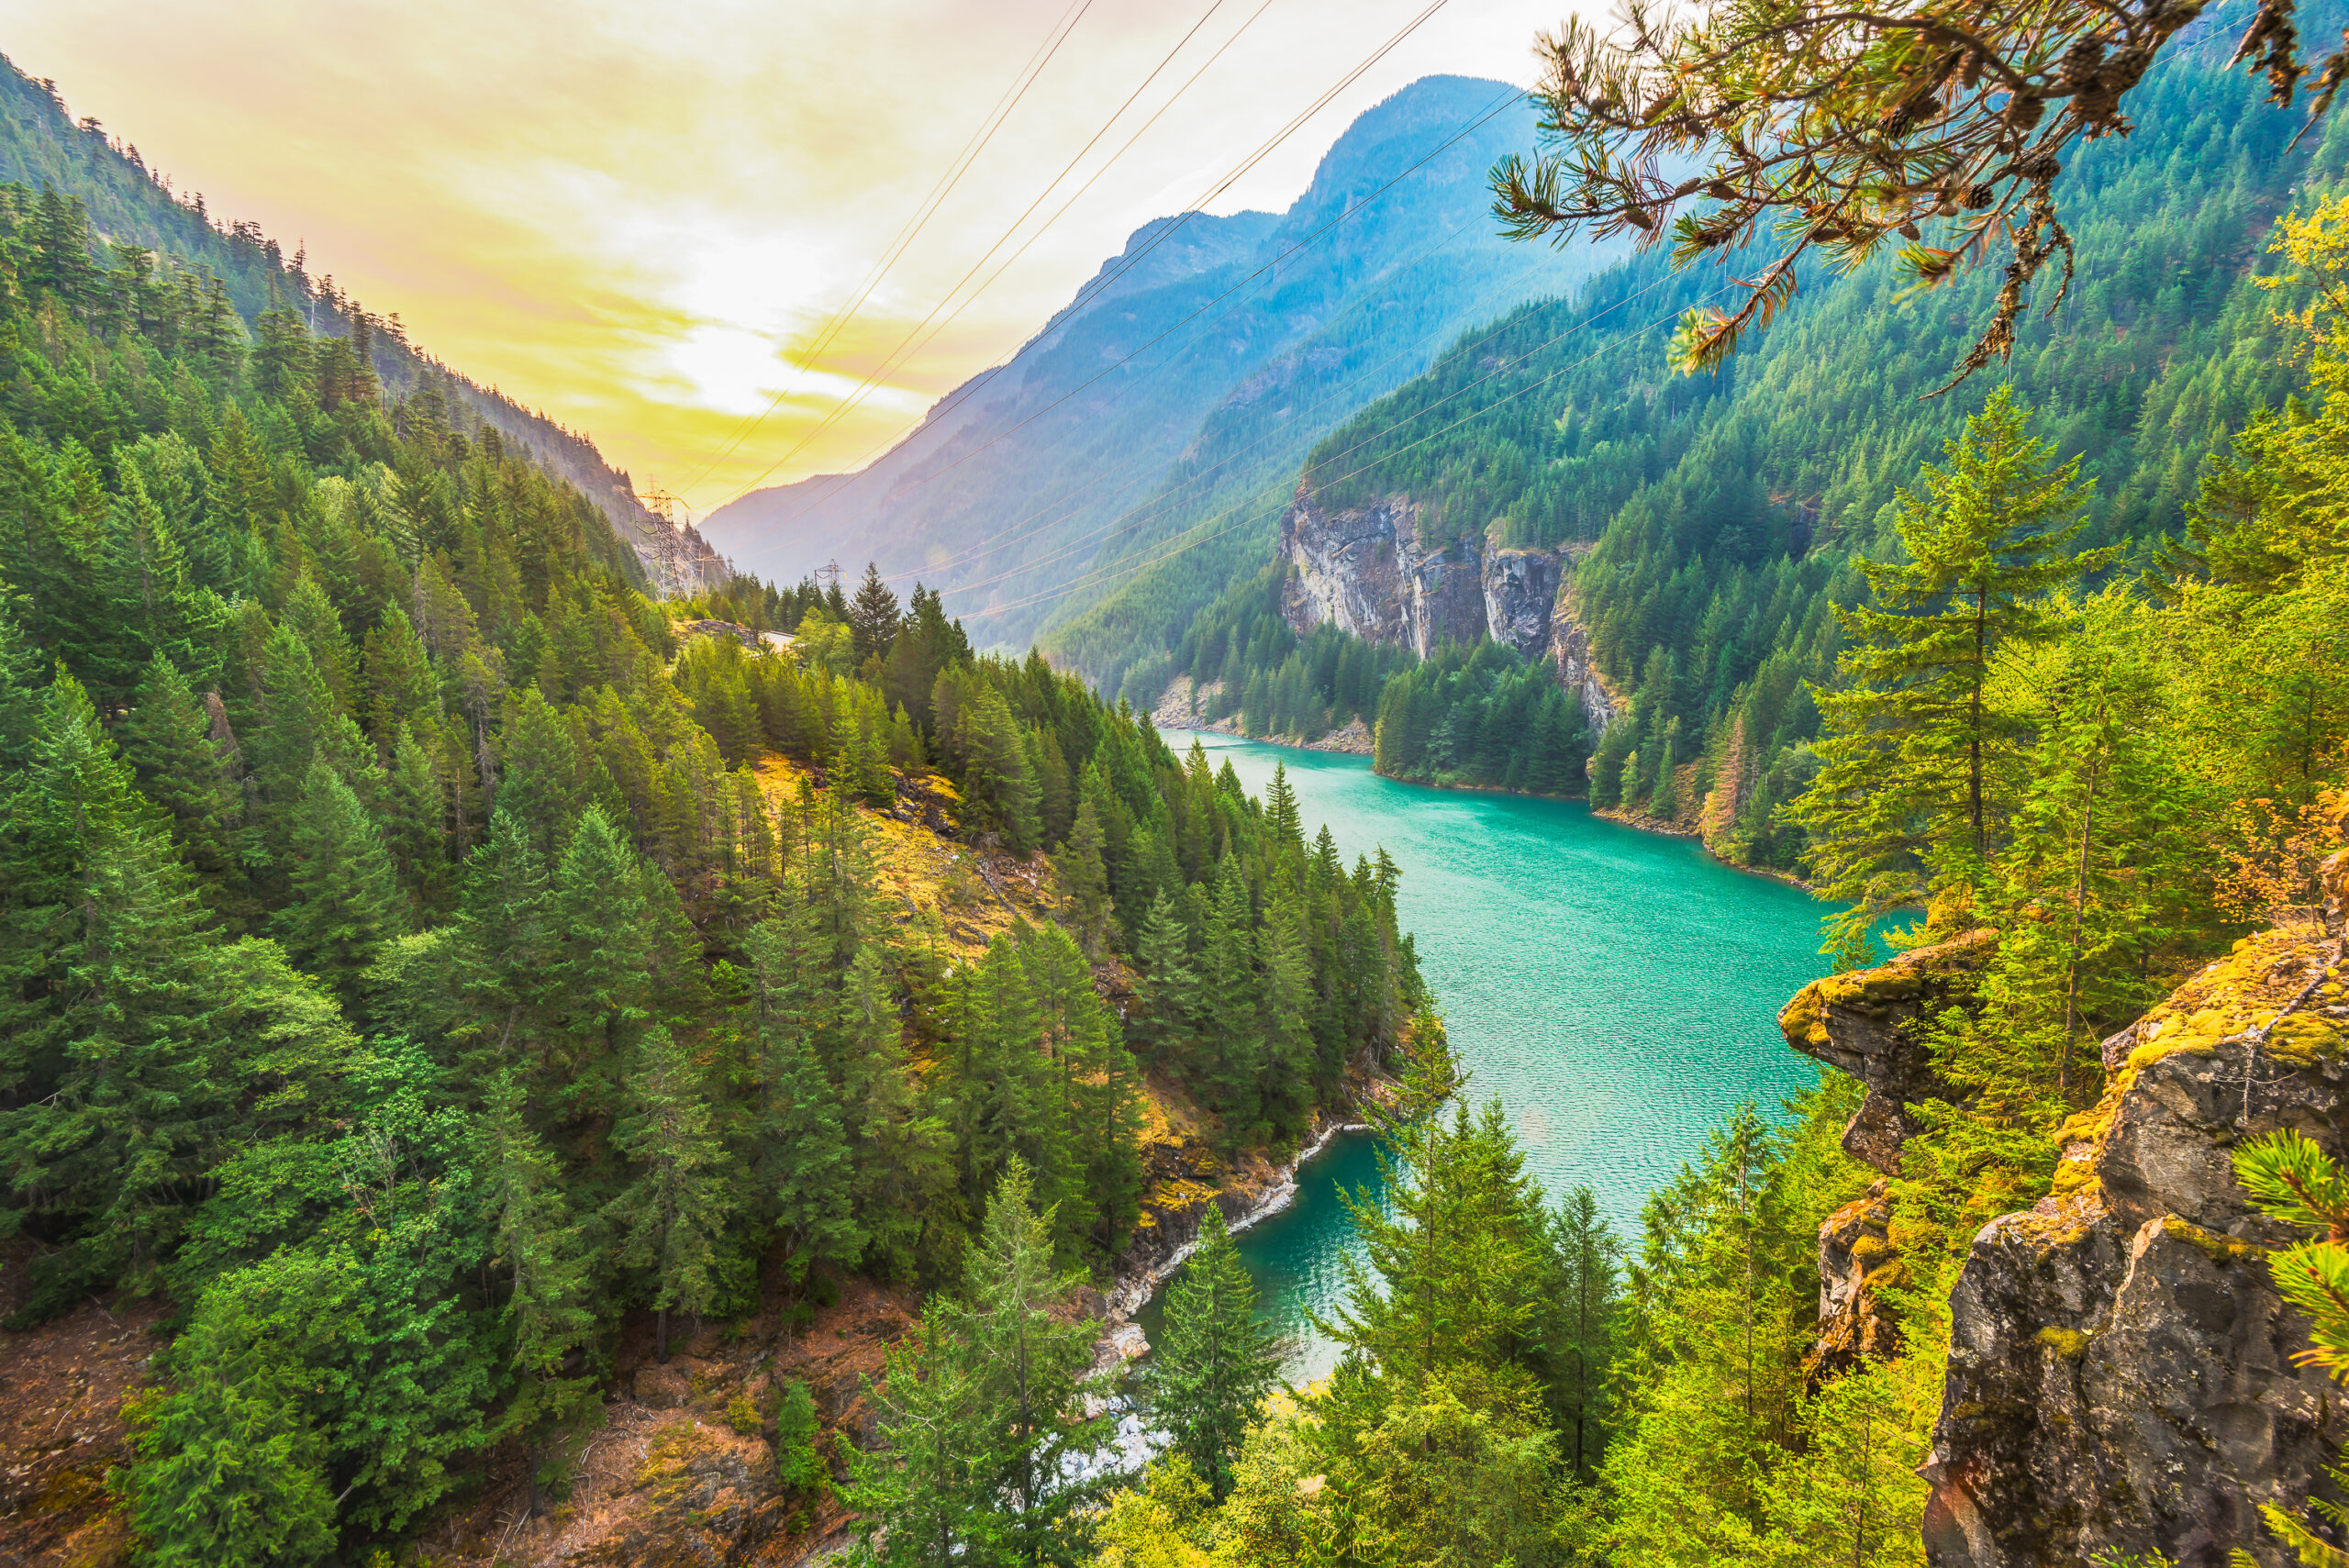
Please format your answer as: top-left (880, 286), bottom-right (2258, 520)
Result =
top-left (758, 1018), bottom-right (862, 1278)
top-left (363, 602), bottom-right (438, 748)
top-left (607, 1028), bottom-right (733, 1362)
top-left (1132, 890), bottom-right (1200, 1068)
top-left (1052, 795), bottom-right (1115, 959)
top-left (1797, 390), bottom-right (2111, 960)
top-left (962, 1157), bottom-right (1115, 1562)
top-left (849, 561), bottom-right (903, 665)
top-left (1535, 1185), bottom-right (1621, 1479)
top-left (122, 651), bottom-right (242, 898)
top-left (548, 806), bottom-right (652, 1109)
top-left (471, 1073), bottom-right (596, 1516)
top-left (1143, 1203), bottom-right (1283, 1502)
top-left (1199, 860), bottom-right (1264, 1140)
top-left (274, 759), bottom-right (405, 1004)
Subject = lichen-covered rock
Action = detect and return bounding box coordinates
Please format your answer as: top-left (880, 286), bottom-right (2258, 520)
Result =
top-left (1778, 930), bottom-right (1996, 1173)
top-left (1810, 1180), bottom-right (1901, 1385)
top-left (1921, 929), bottom-right (2349, 1567)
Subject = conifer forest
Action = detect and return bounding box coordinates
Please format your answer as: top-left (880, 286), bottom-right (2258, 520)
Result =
top-left (6, 0), bottom-right (2349, 1564)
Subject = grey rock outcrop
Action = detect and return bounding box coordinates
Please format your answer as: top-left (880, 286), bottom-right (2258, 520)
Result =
top-left (1546, 584), bottom-right (1620, 735)
top-left (1811, 1179), bottom-right (1902, 1385)
top-left (1778, 929), bottom-right (1996, 1175)
top-left (1279, 489), bottom-right (1622, 729)
top-left (1914, 853), bottom-right (2349, 1567)
top-left (1481, 547), bottom-right (1564, 657)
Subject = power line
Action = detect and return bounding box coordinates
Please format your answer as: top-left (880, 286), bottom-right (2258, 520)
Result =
top-left (929, 264), bottom-right (1680, 604)
top-left (673, 0), bottom-right (1098, 497)
top-left (702, 0), bottom-right (1460, 517)
top-left (963, 284), bottom-right (1727, 623)
top-left (690, 0), bottom-right (1252, 512)
top-left (732, 69), bottom-right (1524, 575)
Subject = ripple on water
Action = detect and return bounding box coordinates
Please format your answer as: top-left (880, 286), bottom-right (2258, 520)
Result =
top-left (1149, 730), bottom-right (1843, 1382)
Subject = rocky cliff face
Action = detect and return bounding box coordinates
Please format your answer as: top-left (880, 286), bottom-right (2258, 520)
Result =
top-left (1279, 491), bottom-right (1621, 729)
top-left (1782, 860), bottom-right (2349, 1568)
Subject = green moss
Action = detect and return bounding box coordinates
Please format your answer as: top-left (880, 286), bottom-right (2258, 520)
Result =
top-left (1848, 1234), bottom-right (1889, 1262)
top-left (2036, 1326), bottom-right (2092, 1359)
top-left (2160, 1214), bottom-right (2263, 1263)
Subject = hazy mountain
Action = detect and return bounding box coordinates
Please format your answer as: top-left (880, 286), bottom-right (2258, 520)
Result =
top-left (701, 74), bottom-right (1624, 649)
top-left (0, 55), bottom-right (727, 594)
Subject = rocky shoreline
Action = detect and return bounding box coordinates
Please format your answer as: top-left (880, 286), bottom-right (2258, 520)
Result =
top-left (1089, 1104), bottom-right (1375, 1375)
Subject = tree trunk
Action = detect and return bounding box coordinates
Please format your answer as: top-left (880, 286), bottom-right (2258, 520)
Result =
top-left (2061, 740), bottom-right (2105, 1102)
top-left (1970, 586), bottom-right (1989, 864)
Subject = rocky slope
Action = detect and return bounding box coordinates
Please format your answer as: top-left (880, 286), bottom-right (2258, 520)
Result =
top-left (1278, 489), bottom-right (1621, 731)
top-left (1780, 855), bottom-right (2349, 1567)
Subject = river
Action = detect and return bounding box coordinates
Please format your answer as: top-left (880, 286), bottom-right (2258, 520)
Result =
top-left (1144, 730), bottom-right (1842, 1383)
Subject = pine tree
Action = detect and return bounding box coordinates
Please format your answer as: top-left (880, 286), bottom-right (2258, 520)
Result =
top-left (758, 1018), bottom-right (862, 1279)
top-left (848, 561), bottom-right (902, 666)
top-left (1536, 1185), bottom-right (1621, 1478)
top-left (1143, 1203), bottom-right (1282, 1501)
top-left (848, 1307), bottom-right (999, 1567)
top-left (961, 1157), bottom-right (1115, 1561)
top-left (1263, 762), bottom-right (1303, 851)
top-left (0, 584), bottom-right (43, 774)
top-left (1133, 889), bottom-right (1200, 1069)
top-left (274, 758), bottom-right (405, 1005)
top-left (363, 601), bottom-right (438, 747)
top-left (0, 671), bottom-right (217, 1301)
top-left (471, 1073), bottom-right (596, 1515)
top-left (1199, 860), bottom-right (1264, 1141)
top-left (1052, 795), bottom-right (1115, 958)
top-left (607, 1028), bottom-right (732, 1362)
top-left (1797, 389), bottom-right (2111, 960)
top-left (122, 651), bottom-right (242, 898)
top-left (549, 805), bottom-right (653, 1108)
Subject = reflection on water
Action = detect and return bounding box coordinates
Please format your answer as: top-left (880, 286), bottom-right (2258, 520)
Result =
top-left (1146, 731), bottom-right (1844, 1381)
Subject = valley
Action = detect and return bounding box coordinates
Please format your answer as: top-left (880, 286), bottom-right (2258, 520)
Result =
top-left (4, 4), bottom-right (2349, 1565)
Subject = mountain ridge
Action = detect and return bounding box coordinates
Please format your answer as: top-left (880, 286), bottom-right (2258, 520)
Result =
top-left (700, 73), bottom-right (1625, 648)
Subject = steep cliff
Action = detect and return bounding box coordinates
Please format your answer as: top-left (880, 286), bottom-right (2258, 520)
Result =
top-left (1783, 857), bottom-right (2349, 1567)
top-left (1278, 490), bottom-right (1622, 730)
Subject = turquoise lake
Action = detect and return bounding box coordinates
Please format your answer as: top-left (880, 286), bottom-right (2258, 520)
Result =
top-left (1147, 730), bottom-right (1841, 1383)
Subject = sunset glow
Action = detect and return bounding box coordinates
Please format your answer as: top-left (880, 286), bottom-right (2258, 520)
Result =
top-left (3, 0), bottom-right (1574, 514)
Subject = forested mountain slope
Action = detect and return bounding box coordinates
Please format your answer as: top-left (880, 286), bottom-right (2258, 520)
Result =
top-left (0, 53), bottom-right (729, 595)
top-left (700, 74), bottom-right (1624, 651)
top-left (0, 156), bottom-right (1433, 1562)
top-left (1093, 42), bottom-right (2330, 863)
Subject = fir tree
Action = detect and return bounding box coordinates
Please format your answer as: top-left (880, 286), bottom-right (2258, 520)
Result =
top-left (607, 1028), bottom-right (733, 1362)
top-left (848, 561), bottom-right (902, 666)
top-left (758, 1019), bottom-right (862, 1278)
top-left (1132, 890), bottom-right (1200, 1068)
top-left (1052, 795), bottom-right (1115, 959)
top-left (471, 1073), bottom-right (596, 1516)
top-left (122, 651), bottom-right (242, 898)
top-left (1797, 389), bottom-right (2111, 960)
top-left (274, 759), bottom-right (405, 1004)
top-left (1143, 1203), bottom-right (1283, 1501)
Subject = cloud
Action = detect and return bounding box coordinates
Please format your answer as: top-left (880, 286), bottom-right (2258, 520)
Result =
top-left (4, 0), bottom-right (1576, 514)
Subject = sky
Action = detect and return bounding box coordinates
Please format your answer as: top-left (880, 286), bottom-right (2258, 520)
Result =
top-left (2, 0), bottom-right (1579, 515)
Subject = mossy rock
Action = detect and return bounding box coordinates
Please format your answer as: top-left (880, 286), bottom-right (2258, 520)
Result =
top-left (2035, 1325), bottom-right (2093, 1360)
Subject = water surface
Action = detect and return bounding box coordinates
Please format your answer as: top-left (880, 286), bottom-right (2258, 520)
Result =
top-left (1153, 730), bottom-right (1839, 1381)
